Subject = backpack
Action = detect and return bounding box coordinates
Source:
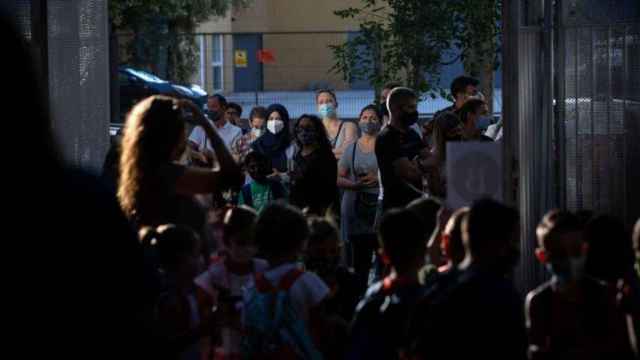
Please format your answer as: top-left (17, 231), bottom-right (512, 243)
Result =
top-left (242, 268), bottom-right (323, 360)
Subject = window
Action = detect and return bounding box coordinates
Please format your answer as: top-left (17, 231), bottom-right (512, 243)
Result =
top-left (212, 35), bottom-right (223, 92)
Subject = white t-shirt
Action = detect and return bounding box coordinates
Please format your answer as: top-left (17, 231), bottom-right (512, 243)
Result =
top-left (189, 119), bottom-right (242, 151)
top-left (194, 258), bottom-right (269, 358)
top-left (245, 262), bottom-right (329, 322)
top-left (194, 258), bottom-right (269, 298)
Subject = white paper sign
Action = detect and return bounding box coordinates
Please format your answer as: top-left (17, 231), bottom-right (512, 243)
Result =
top-left (446, 142), bottom-right (503, 210)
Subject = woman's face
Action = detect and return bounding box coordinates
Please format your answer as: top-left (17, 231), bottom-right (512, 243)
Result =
top-left (252, 116), bottom-right (266, 129)
top-left (268, 111), bottom-right (282, 122)
top-left (297, 118), bottom-right (315, 133)
top-left (317, 92), bottom-right (336, 108)
top-left (359, 109), bottom-right (380, 125)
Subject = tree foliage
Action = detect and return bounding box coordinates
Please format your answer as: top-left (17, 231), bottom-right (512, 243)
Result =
top-left (110, 0), bottom-right (251, 83)
top-left (331, 0), bottom-right (501, 100)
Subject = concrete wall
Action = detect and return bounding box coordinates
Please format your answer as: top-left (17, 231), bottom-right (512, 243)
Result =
top-left (263, 33), bottom-right (350, 90)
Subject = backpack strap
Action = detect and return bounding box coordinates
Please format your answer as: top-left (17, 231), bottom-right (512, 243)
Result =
top-left (279, 268), bottom-right (304, 291)
top-left (254, 268), bottom-right (303, 293)
top-left (255, 272), bottom-right (276, 293)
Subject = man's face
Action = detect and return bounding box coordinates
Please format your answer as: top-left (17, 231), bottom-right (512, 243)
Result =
top-left (207, 97), bottom-right (221, 113)
top-left (225, 107), bottom-right (240, 125)
top-left (400, 98), bottom-right (418, 115)
top-left (456, 85), bottom-right (479, 105)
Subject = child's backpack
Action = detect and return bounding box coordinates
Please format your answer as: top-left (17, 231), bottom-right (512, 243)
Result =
top-left (242, 268), bottom-right (323, 360)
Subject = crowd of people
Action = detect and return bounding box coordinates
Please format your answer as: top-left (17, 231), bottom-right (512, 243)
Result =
top-left (6, 7), bottom-right (638, 358)
top-left (101, 75), bottom-right (640, 359)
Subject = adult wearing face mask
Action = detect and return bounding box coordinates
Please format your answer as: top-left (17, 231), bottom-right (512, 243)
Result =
top-left (316, 89), bottom-right (359, 160)
top-left (375, 87), bottom-right (428, 211)
top-left (338, 105), bottom-right (381, 286)
top-left (230, 106), bottom-right (268, 164)
top-left (458, 99), bottom-right (494, 142)
top-left (189, 94), bottom-right (242, 152)
top-left (250, 104), bottom-right (295, 177)
top-left (289, 114), bottom-right (338, 216)
top-left (433, 75), bottom-right (480, 121)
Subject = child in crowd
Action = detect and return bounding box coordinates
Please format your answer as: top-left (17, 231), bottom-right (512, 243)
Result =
top-left (526, 210), bottom-right (635, 360)
top-left (347, 208), bottom-right (427, 360)
top-left (242, 203), bottom-right (329, 359)
top-left (305, 217), bottom-right (360, 358)
top-left (238, 151), bottom-right (286, 213)
top-left (145, 225), bottom-right (209, 360)
top-left (306, 217), bottom-right (360, 320)
top-left (194, 206), bottom-right (268, 360)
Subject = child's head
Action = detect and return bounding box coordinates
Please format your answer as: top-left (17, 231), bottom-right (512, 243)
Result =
top-left (305, 216), bottom-right (342, 280)
top-left (462, 199), bottom-right (520, 274)
top-left (441, 207), bottom-right (469, 267)
top-left (584, 214), bottom-right (634, 283)
top-left (379, 208), bottom-right (426, 275)
top-left (244, 151), bottom-right (271, 183)
top-left (255, 203), bottom-right (309, 264)
top-left (535, 210), bottom-right (585, 281)
top-left (143, 224), bottom-right (201, 281)
top-left (223, 206), bottom-right (258, 264)
top-left (408, 197), bottom-right (443, 265)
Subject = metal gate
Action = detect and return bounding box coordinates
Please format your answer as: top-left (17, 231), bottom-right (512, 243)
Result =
top-left (505, 0), bottom-right (640, 292)
top-left (9, 0), bottom-right (110, 173)
top-left (557, 0), bottom-right (640, 226)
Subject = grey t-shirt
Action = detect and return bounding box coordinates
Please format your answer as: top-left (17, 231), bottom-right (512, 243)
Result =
top-left (339, 142), bottom-right (379, 237)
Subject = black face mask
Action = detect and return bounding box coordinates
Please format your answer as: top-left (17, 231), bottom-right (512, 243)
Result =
top-left (206, 110), bottom-right (220, 121)
top-left (399, 110), bottom-right (419, 127)
top-left (298, 129), bottom-right (318, 146)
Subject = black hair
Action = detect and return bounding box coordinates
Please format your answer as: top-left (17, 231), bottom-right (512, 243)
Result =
top-left (584, 214), bottom-right (634, 282)
top-left (308, 216), bottom-right (340, 246)
top-left (208, 94), bottom-right (228, 109)
top-left (223, 206), bottom-right (257, 246)
top-left (249, 106), bottom-right (268, 122)
top-left (244, 150), bottom-right (271, 170)
top-left (255, 203), bottom-right (310, 259)
top-left (227, 102), bottom-right (243, 117)
top-left (315, 89), bottom-right (339, 107)
top-left (536, 210), bottom-right (582, 250)
top-left (387, 87), bottom-right (418, 113)
top-left (464, 198), bottom-right (520, 261)
top-left (379, 208), bottom-right (426, 271)
top-left (140, 224), bottom-right (200, 272)
top-left (359, 104), bottom-right (382, 122)
top-left (450, 76), bottom-right (479, 99)
top-left (294, 114), bottom-right (332, 151)
top-left (458, 99), bottom-right (486, 125)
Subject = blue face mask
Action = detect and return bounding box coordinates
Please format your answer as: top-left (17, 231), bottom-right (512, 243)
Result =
top-left (318, 103), bottom-right (337, 118)
top-left (476, 116), bottom-right (492, 131)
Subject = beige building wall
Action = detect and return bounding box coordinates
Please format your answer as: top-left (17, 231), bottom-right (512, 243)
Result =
top-left (195, 0), bottom-right (375, 92)
top-left (263, 33), bottom-right (350, 90)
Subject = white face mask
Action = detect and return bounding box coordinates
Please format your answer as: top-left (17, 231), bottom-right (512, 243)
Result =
top-left (251, 128), bottom-right (264, 138)
top-left (267, 119), bottom-right (284, 134)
